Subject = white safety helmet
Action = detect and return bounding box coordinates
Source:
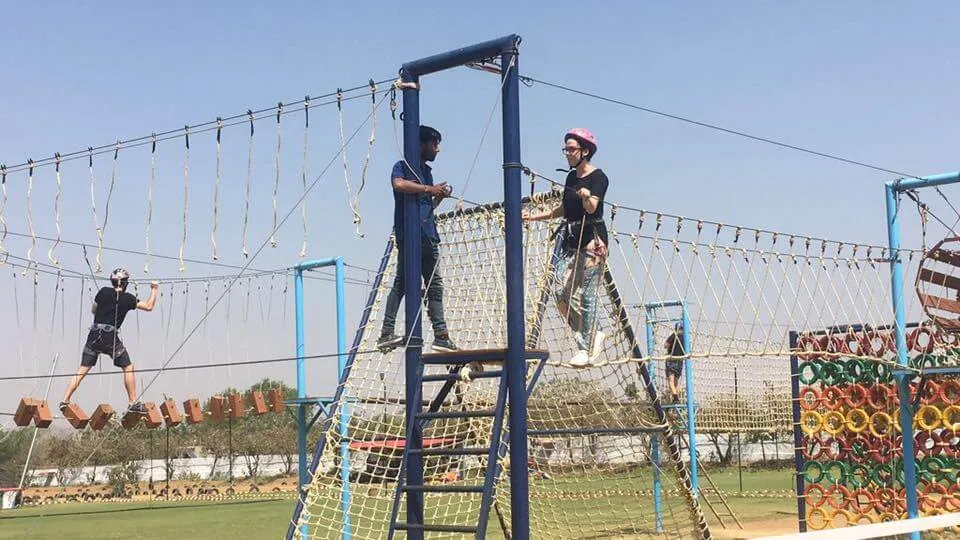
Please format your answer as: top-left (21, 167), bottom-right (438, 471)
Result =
top-left (110, 268), bottom-right (131, 288)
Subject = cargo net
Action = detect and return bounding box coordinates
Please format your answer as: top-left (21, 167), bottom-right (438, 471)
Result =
top-left (293, 187), bottom-right (913, 538)
top-left (293, 189), bottom-right (705, 539)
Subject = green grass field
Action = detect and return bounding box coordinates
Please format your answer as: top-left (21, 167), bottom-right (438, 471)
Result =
top-left (0, 468), bottom-right (798, 539)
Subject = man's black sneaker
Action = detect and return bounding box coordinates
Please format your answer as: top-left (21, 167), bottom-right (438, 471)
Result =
top-left (377, 333), bottom-right (404, 352)
top-left (432, 335), bottom-right (459, 353)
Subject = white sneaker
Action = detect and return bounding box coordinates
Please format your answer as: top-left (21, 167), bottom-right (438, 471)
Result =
top-left (590, 331), bottom-right (606, 360)
top-left (569, 350), bottom-right (591, 368)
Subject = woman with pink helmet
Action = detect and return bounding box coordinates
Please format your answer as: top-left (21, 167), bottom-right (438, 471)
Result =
top-left (524, 128), bottom-right (609, 367)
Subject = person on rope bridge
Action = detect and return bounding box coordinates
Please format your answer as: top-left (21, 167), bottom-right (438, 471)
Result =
top-left (664, 323), bottom-right (686, 403)
top-left (377, 125), bottom-right (459, 353)
top-left (60, 268), bottom-right (159, 414)
top-left (523, 128), bottom-right (609, 367)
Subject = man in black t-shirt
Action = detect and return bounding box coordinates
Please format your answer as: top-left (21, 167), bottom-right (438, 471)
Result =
top-left (60, 268), bottom-right (159, 414)
top-left (664, 324), bottom-right (686, 403)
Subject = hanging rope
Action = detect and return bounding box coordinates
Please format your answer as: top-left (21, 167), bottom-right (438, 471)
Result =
top-left (353, 79), bottom-right (379, 238)
top-left (179, 126), bottom-right (190, 272)
top-left (97, 142), bottom-right (120, 273)
top-left (212, 118), bottom-right (223, 260)
top-left (48, 153), bottom-right (62, 266)
top-left (300, 97), bottom-right (310, 257)
top-left (243, 110), bottom-right (254, 258)
top-left (337, 89), bottom-right (363, 235)
top-left (145, 134), bottom-right (156, 274)
top-left (0, 165), bottom-right (7, 266)
top-left (23, 159), bottom-right (36, 276)
top-left (271, 103), bottom-right (282, 248)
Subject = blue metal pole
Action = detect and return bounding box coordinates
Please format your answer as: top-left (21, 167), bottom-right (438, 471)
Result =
top-left (644, 308), bottom-right (663, 533)
top-left (885, 181), bottom-right (919, 537)
top-left (501, 42), bottom-right (529, 540)
top-left (788, 331), bottom-right (807, 533)
top-left (400, 68), bottom-right (425, 539)
top-left (891, 171), bottom-right (960, 191)
top-left (335, 257), bottom-right (352, 539)
top-left (681, 305), bottom-right (697, 498)
top-left (294, 267), bottom-right (309, 539)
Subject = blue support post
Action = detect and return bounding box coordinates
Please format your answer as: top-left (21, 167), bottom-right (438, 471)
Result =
top-left (335, 258), bottom-right (351, 539)
top-left (788, 331), bottom-right (807, 533)
top-left (681, 306), bottom-right (697, 498)
top-left (294, 266), bottom-right (308, 540)
top-left (400, 69), bottom-right (425, 539)
top-left (291, 257), bottom-right (350, 540)
top-left (500, 42), bottom-right (529, 540)
top-left (644, 308), bottom-right (663, 533)
top-left (885, 181), bottom-right (919, 537)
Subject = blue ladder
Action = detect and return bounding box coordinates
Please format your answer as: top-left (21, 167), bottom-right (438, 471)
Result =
top-left (387, 348), bottom-right (548, 539)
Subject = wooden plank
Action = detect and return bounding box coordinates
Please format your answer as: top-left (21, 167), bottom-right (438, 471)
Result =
top-left (32, 401), bottom-right (52, 428)
top-left (183, 398), bottom-right (203, 425)
top-left (89, 404), bottom-right (114, 430)
top-left (248, 391), bottom-right (268, 415)
top-left (144, 402), bottom-right (164, 429)
top-left (918, 292), bottom-right (960, 315)
top-left (14, 398), bottom-right (39, 427)
top-left (918, 267), bottom-right (960, 291)
top-left (62, 403), bottom-right (90, 429)
top-left (928, 247), bottom-right (960, 268)
top-left (160, 399), bottom-right (182, 427)
top-left (209, 396), bottom-right (226, 422)
top-left (228, 394), bottom-right (245, 419)
top-left (121, 410), bottom-right (142, 429)
top-left (267, 388), bottom-right (285, 413)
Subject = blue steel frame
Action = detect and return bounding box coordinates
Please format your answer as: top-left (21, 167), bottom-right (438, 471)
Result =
top-left (398, 34), bottom-right (526, 540)
top-left (286, 241), bottom-right (395, 540)
top-left (644, 300), bottom-right (697, 533)
top-left (289, 258), bottom-right (348, 539)
top-left (885, 171), bottom-right (960, 540)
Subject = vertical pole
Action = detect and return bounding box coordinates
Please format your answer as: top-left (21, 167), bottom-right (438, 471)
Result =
top-left (165, 427), bottom-right (170, 501)
top-left (885, 181), bottom-right (919, 537)
top-left (335, 257), bottom-right (352, 539)
top-left (294, 267), bottom-right (309, 539)
top-left (682, 305), bottom-right (697, 498)
top-left (735, 366), bottom-right (743, 493)
top-left (501, 43), bottom-right (529, 540)
top-left (788, 331), bottom-right (807, 533)
top-left (228, 413), bottom-right (234, 486)
top-left (644, 308), bottom-right (663, 533)
top-left (401, 68), bottom-right (425, 539)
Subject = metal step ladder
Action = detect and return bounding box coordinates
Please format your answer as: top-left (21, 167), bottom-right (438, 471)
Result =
top-left (664, 404), bottom-right (743, 530)
top-left (387, 348), bottom-right (549, 539)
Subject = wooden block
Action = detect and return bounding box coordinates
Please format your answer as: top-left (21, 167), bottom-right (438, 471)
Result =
top-left (209, 396), bottom-right (226, 422)
top-left (248, 391), bottom-right (268, 415)
top-left (90, 404), bottom-right (114, 430)
top-left (33, 401), bottom-right (52, 428)
top-left (121, 410), bottom-right (142, 429)
top-left (144, 402), bottom-right (164, 429)
top-left (228, 394), bottom-right (245, 419)
top-left (160, 399), bottom-right (182, 427)
top-left (14, 398), bottom-right (39, 427)
top-left (183, 399), bottom-right (203, 425)
top-left (267, 388), bottom-right (285, 413)
top-left (62, 403), bottom-right (90, 429)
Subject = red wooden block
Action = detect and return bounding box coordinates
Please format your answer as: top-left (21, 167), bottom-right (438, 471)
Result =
top-left (160, 399), bottom-right (182, 427)
top-left (267, 388), bottom-right (285, 413)
top-left (228, 394), bottom-right (245, 419)
top-left (144, 402), bottom-right (164, 429)
top-left (14, 398), bottom-right (39, 427)
top-left (209, 396), bottom-right (226, 422)
top-left (62, 403), bottom-right (90, 429)
top-left (248, 391), bottom-right (268, 415)
top-left (89, 404), bottom-right (114, 430)
top-left (183, 399), bottom-right (203, 425)
top-left (121, 407), bottom-right (142, 429)
top-left (33, 401), bottom-right (52, 428)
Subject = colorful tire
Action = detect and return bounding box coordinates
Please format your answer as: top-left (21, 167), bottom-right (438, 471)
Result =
top-left (869, 411), bottom-right (895, 438)
top-left (908, 326), bottom-right (936, 354)
top-left (798, 386), bottom-right (821, 410)
top-left (823, 461), bottom-right (849, 485)
top-left (848, 463), bottom-right (871, 488)
top-left (822, 411), bottom-right (845, 435)
top-left (844, 383), bottom-right (868, 408)
top-left (801, 411), bottom-right (824, 436)
top-left (797, 333), bottom-right (824, 360)
top-left (845, 408), bottom-right (870, 434)
top-left (822, 386), bottom-right (844, 409)
top-left (803, 483), bottom-right (826, 508)
top-left (917, 405), bottom-right (942, 431)
top-left (943, 405), bottom-right (960, 430)
top-left (802, 460), bottom-right (825, 483)
top-left (938, 379), bottom-right (960, 405)
top-left (798, 361), bottom-right (821, 385)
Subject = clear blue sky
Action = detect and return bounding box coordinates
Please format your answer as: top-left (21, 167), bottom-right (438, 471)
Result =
top-left (2, 2), bottom-right (959, 411)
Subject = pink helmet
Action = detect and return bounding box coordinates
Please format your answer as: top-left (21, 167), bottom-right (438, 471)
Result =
top-left (564, 128), bottom-right (597, 157)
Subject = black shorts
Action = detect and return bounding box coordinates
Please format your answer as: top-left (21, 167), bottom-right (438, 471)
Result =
top-left (81, 328), bottom-right (131, 368)
top-left (665, 359), bottom-right (683, 378)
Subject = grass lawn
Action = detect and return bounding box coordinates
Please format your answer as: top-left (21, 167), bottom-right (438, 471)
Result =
top-left (0, 468), bottom-right (799, 539)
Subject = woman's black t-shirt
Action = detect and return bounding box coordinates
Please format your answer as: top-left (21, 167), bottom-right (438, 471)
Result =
top-left (561, 168), bottom-right (609, 249)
